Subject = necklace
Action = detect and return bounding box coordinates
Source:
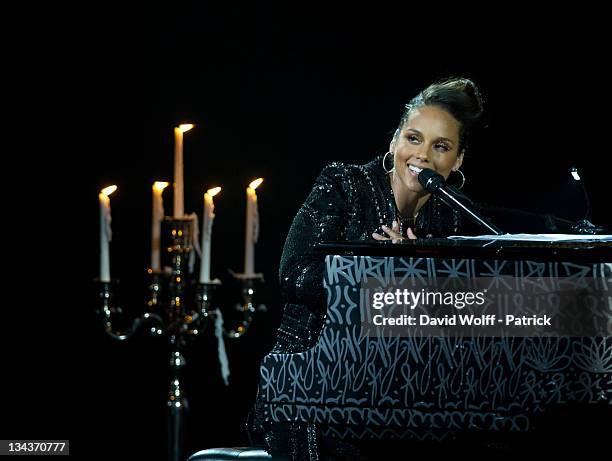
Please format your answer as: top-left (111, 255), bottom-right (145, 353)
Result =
top-left (388, 174), bottom-right (418, 234)
top-left (394, 206), bottom-right (417, 235)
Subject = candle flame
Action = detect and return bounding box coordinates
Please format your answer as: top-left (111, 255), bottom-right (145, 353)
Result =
top-left (207, 187), bottom-right (221, 197)
top-left (249, 178), bottom-right (264, 190)
top-left (178, 123), bottom-right (194, 133)
top-left (101, 185), bottom-right (117, 197)
top-left (153, 181), bottom-right (169, 192)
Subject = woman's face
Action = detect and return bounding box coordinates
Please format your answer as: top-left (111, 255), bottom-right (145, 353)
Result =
top-left (391, 105), bottom-right (464, 193)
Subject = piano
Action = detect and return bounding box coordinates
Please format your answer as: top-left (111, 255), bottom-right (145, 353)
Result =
top-left (257, 239), bottom-right (612, 445)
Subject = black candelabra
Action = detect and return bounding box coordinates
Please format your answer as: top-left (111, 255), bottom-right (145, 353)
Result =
top-left (95, 217), bottom-right (265, 461)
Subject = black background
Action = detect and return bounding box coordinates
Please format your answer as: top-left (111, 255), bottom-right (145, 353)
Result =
top-left (5, 3), bottom-right (611, 459)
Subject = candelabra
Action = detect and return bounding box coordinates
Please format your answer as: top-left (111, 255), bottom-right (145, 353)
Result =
top-left (95, 217), bottom-right (265, 461)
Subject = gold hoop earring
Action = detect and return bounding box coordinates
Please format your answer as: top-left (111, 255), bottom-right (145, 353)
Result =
top-left (382, 151), bottom-right (394, 174)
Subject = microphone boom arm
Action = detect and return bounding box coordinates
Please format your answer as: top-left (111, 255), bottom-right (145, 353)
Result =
top-left (420, 168), bottom-right (503, 236)
top-left (436, 187), bottom-right (503, 235)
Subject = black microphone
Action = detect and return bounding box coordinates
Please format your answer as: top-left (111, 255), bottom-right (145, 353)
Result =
top-left (417, 168), bottom-right (503, 235)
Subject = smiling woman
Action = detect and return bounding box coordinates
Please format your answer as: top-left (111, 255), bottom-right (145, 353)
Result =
top-left (248, 78), bottom-right (487, 459)
top-left (375, 78), bottom-right (484, 240)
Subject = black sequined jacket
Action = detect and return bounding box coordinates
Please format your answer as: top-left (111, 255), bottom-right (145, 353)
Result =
top-left (250, 154), bottom-right (465, 457)
top-left (272, 154), bottom-right (462, 354)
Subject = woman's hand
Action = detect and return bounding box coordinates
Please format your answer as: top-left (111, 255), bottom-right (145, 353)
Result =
top-left (372, 219), bottom-right (417, 243)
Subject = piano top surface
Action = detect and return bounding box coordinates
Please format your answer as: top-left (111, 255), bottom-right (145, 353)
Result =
top-left (316, 238), bottom-right (612, 262)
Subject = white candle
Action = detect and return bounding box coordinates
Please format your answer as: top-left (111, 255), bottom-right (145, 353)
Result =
top-left (199, 187), bottom-right (221, 283)
top-left (99, 185), bottom-right (117, 282)
top-left (244, 178), bottom-right (263, 276)
top-left (173, 123), bottom-right (194, 217)
top-left (151, 181), bottom-right (169, 271)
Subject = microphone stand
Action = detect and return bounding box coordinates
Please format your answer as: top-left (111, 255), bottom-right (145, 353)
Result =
top-left (418, 168), bottom-right (503, 235)
top-left (435, 187), bottom-right (503, 235)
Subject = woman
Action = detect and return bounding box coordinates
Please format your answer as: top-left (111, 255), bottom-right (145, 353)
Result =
top-left (250, 77), bottom-right (485, 460)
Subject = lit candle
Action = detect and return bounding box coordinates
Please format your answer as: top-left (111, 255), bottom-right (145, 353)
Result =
top-left (199, 186), bottom-right (221, 283)
top-left (173, 123), bottom-right (194, 217)
top-left (99, 185), bottom-right (117, 282)
top-left (244, 178), bottom-right (263, 276)
top-left (151, 181), bottom-right (169, 271)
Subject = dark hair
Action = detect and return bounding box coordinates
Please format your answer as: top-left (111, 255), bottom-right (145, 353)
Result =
top-left (397, 77), bottom-right (484, 152)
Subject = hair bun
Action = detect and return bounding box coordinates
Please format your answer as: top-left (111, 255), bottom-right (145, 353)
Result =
top-left (454, 78), bottom-right (484, 115)
top-left (399, 76), bottom-right (485, 151)
top-left (425, 77), bottom-right (484, 122)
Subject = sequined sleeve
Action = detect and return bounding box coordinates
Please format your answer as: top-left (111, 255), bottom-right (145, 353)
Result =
top-left (279, 163), bottom-right (351, 311)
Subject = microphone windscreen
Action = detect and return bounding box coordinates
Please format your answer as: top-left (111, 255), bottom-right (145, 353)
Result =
top-left (417, 168), bottom-right (445, 192)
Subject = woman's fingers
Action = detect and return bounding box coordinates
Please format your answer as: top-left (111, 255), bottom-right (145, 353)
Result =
top-left (382, 225), bottom-right (402, 239)
top-left (374, 224), bottom-right (418, 242)
top-left (381, 224), bottom-right (404, 244)
top-left (372, 229), bottom-right (396, 241)
top-left (372, 232), bottom-right (388, 240)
